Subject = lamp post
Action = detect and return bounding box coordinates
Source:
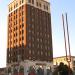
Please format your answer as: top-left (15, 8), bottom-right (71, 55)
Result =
top-left (17, 54), bottom-right (21, 75)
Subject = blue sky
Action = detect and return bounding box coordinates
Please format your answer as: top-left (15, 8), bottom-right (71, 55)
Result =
top-left (0, 0), bottom-right (75, 68)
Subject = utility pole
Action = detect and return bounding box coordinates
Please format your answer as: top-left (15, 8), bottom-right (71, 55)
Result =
top-left (62, 13), bottom-right (71, 75)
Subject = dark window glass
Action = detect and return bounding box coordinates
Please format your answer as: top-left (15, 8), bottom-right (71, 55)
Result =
top-left (22, 11), bottom-right (24, 15)
top-left (16, 20), bottom-right (17, 24)
top-left (44, 5), bottom-right (45, 9)
top-left (22, 0), bottom-right (24, 3)
top-left (22, 36), bottom-right (24, 40)
top-left (28, 0), bottom-right (31, 3)
top-left (22, 5), bottom-right (24, 9)
top-left (16, 26), bottom-right (18, 30)
top-left (11, 13), bottom-right (12, 16)
top-left (14, 34), bottom-right (15, 37)
top-left (16, 15), bottom-right (17, 18)
top-left (14, 11), bottom-right (15, 14)
top-left (47, 6), bottom-right (48, 10)
top-left (16, 33), bottom-right (17, 36)
top-left (22, 23), bottom-right (24, 27)
top-left (37, 2), bottom-right (38, 6)
top-left (16, 9), bottom-right (17, 13)
top-left (16, 39), bottom-right (18, 42)
top-left (20, 1), bottom-right (21, 4)
top-left (22, 30), bottom-right (24, 34)
top-left (39, 3), bottom-right (41, 7)
top-left (20, 31), bottom-right (21, 34)
top-left (14, 16), bottom-right (15, 19)
top-left (14, 28), bottom-right (15, 31)
top-left (32, 0), bottom-right (34, 4)
top-left (16, 3), bottom-right (18, 7)
top-left (22, 17), bottom-right (24, 21)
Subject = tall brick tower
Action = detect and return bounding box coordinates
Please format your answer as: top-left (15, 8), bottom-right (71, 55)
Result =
top-left (7, 0), bottom-right (53, 74)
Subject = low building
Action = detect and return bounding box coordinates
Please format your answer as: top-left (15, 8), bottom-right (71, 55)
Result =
top-left (53, 56), bottom-right (75, 71)
top-left (0, 68), bottom-right (6, 75)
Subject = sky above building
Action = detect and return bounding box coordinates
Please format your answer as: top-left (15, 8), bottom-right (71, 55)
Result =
top-left (0, 0), bottom-right (75, 68)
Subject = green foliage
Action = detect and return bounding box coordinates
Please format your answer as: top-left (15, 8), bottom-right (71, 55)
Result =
top-left (8, 67), bottom-right (11, 73)
top-left (53, 62), bottom-right (73, 75)
top-left (19, 66), bottom-right (24, 72)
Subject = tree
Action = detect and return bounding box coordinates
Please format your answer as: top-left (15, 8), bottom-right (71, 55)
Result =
top-left (53, 62), bottom-right (73, 75)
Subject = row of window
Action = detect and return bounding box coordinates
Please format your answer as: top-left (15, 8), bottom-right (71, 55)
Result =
top-left (8, 23), bottom-right (24, 32)
top-left (36, 2), bottom-right (49, 10)
top-left (9, 9), bottom-right (24, 18)
top-left (9, 15), bottom-right (24, 23)
top-left (9, 0), bottom-right (49, 12)
top-left (28, 43), bottom-right (50, 50)
top-left (28, 0), bottom-right (49, 10)
top-left (28, 50), bottom-right (50, 56)
top-left (9, 0), bottom-right (24, 12)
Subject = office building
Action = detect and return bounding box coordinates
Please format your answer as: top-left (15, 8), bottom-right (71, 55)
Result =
top-left (7, 0), bottom-right (53, 74)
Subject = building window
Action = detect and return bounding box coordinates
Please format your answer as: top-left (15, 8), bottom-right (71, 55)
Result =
top-left (16, 39), bottom-right (18, 42)
top-left (37, 38), bottom-right (39, 42)
top-left (41, 51), bottom-right (43, 55)
top-left (29, 43), bottom-right (31, 47)
top-left (16, 15), bottom-right (17, 18)
top-left (16, 26), bottom-right (18, 30)
top-left (44, 5), bottom-right (45, 9)
top-left (16, 9), bottom-right (17, 13)
top-left (22, 36), bottom-right (24, 40)
top-left (28, 0), bottom-right (31, 3)
top-left (14, 40), bottom-right (15, 43)
top-left (45, 46), bottom-right (47, 50)
top-left (11, 13), bottom-right (12, 16)
top-left (22, 17), bottom-right (24, 21)
top-left (22, 11), bottom-right (24, 15)
top-left (22, 0), bottom-right (24, 3)
top-left (41, 45), bottom-right (42, 49)
top-left (20, 25), bottom-right (21, 28)
top-left (29, 36), bottom-right (31, 40)
top-left (32, 0), bottom-right (34, 4)
top-left (45, 52), bottom-right (47, 56)
top-left (22, 23), bottom-right (24, 27)
top-left (37, 44), bottom-right (39, 48)
top-left (32, 37), bottom-right (34, 41)
top-left (22, 5), bottom-right (24, 9)
top-left (9, 8), bottom-right (10, 12)
top-left (11, 7), bottom-right (12, 11)
top-left (20, 31), bottom-right (21, 34)
top-left (20, 1), bottom-right (21, 4)
top-left (22, 30), bottom-right (24, 34)
top-left (14, 3), bottom-right (16, 8)
top-left (36, 2), bottom-right (38, 6)
top-left (39, 3), bottom-right (41, 7)
top-left (14, 16), bottom-right (15, 19)
top-left (14, 22), bottom-right (15, 25)
top-left (16, 33), bottom-right (17, 36)
top-left (38, 51), bottom-right (40, 55)
top-left (16, 3), bottom-right (18, 7)
top-left (32, 44), bottom-right (34, 47)
top-left (20, 38), bottom-right (21, 41)
top-left (29, 50), bottom-right (31, 54)
top-left (14, 34), bottom-right (15, 37)
top-left (14, 11), bottom-right (15, 14)
top-left (29, 30), bottom-right (31, 33)
top-left (33, 51), bottom-right (34, 55)
top-left (32, 31), bottom-right (34, 35)
top-left (48, 34), bottom-right (49, 38)
top-left (11, 18), bottom-right (12, 21)
top-left (16, 20), bottom-right (17, 24)
top-left (46, 6), bottom-right (48, 10)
